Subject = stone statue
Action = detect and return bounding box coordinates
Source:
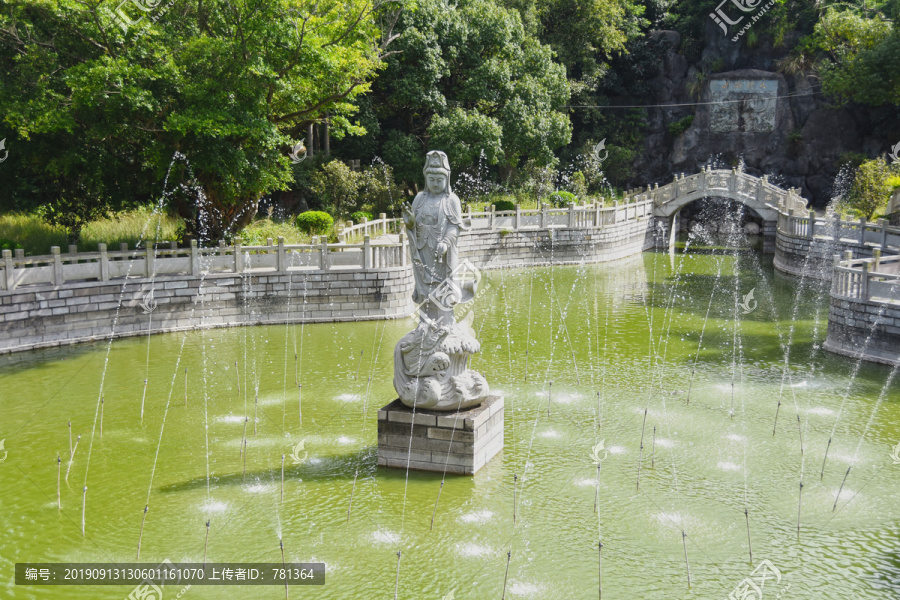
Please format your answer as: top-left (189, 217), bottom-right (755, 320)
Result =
top-left (393, 151), bottom-right (489, 411)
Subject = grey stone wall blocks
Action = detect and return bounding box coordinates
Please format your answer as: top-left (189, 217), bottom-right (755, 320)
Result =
top-left (377, 396), bottom-right (504, 475)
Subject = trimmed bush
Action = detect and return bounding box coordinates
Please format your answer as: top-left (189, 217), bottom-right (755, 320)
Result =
top-left (491, 200), bottom-right (516, 212)
top-left (350, 211), bottom-right (374, 223)
top-left (545, 190), bottom-right (577, 207)
top-left (296, 211), bottom-right (334, 235)
top-left (0, 238), bottom-right (23, 252)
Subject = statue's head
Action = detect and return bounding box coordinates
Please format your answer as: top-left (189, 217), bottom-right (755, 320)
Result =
top-left (423, 150), bottom-right (451, 195)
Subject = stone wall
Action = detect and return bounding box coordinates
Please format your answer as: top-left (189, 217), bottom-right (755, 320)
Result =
top-left (0, 218), bottom-right (661, 355)
top-left (460, 218), bottom-right (659, 270)
top-left (825, 297), bottom-right (900, 365)
top-left (0, 268), bottom-right (415, 355)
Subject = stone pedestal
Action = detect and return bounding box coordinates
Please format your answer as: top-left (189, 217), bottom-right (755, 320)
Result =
top-left (377, 395), bottom-right (503, 475)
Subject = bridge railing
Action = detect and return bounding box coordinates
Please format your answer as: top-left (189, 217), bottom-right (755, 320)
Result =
top-left (0, 199), bottom-right (655, 292)
top-left (0, 236), bottom-right (410, 292)
top-left (777, 209), bottom-right (900, 252)
top-left (625, 167), bottom-right (808, 214)
top-left (832, 250), bottom-right (900, 304)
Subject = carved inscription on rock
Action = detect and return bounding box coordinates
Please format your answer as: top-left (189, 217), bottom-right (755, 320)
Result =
top-left (709, 79), bottom-right (777, 133)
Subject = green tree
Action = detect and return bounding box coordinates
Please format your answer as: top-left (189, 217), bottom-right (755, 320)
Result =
top-left (808, 6), bottom-right (900, 106)
top-left (371, 0), bottom-right (571, 187)
top-left (0, 0), bottom-right (401, 241)
top-left (845, 157), bottom-right (894, 219)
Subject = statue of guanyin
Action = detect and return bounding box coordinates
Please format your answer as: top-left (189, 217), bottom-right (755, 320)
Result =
top-left (393, 151), bottom-right (489, 411)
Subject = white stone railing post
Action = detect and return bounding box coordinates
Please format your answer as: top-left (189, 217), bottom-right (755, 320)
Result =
top-left (858, 217), bottom-right (867, 245)
top-left (145, 244), bottom-right (154, 277)
top-left (380, 213), bottom-right (387, 236)
top-left (276, 237), bottom-right (286, 273)
top-left (613, 200), bottom-right (619, 224)
top-left (399, 232), bottom-right (407, 267)
top-left (756, 177), bottom-right (765, 203)
top-left (2, 249), bottom-right (12, 290)
top-left (808, 210), bottom-right (815, 239)
top-left (321, 237), bottom-right (330, 270)
top-left (540, 203), bottom-right (547, 229)
top-left (567, 203), bottom-right (575, 228)
top-left (490, 205), bottom-right (496, 230)
top-left (234, 239), bottom-right (243, 273)
top-left (191, 240), bottom-right (200, 276)
top-left (698, 167), bottom-right (706, 190)
top-left (98, 243), bottom-right (109, 281)
top-left (861, 261), bottom-right (869, 300)
top-left (729, 168), bottom-right (737, 193)
top-left (594, 202), bottom-right (600, 227)
top-left (51, 247), bottom-right (63, 285)
top-left (514, 205), bottom-right (521, 230)
top-left (833, 213), bottom-right (841, 243)
top-left (873, 248), bottom-right (882, 272)
top-left (363, 235), bottom-right (371, 269)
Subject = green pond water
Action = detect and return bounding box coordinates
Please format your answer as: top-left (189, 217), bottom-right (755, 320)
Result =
top-left (2, 247), bottom-right (900, 599)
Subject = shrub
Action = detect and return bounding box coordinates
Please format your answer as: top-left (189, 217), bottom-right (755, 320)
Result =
top-left (350, 211), bottom-right (374, 223)
top-left (668, 115), bottom-right (694, 137)
top-left (886, 175), bottom-right (900, 190)
top-left (844, 158), bottom-right (892, 220)
top-left (570, 171), bottom-right (588, 199)
top-left (0, 238), bottom-right (23, 252)
top-left (296, 211), bottom-right (334, 235)
top-left (545, 190), bottom-right (577, 207)
top-left (491, 200), bottom-right (516, 212)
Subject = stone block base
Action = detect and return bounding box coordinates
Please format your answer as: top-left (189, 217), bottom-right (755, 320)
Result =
top-left (377, 395), bottom-right (503, 475)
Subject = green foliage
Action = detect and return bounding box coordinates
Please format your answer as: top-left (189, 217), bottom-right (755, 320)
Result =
top-left (0, 208), bottom-right (182, 255)
top-left (888, 175), bottom-right (900, 190)
top-left (0, 238), bottom-right (23, 252)
top-left (787, 129), bottom-right (804, 144)
top-left (307, 160), bottom-right (402, 218)
top-left (844, 158), bottom-right (894, 219)
top-left (0, 0), bottom-right (398, 240)
top-left (350, 211), bottom-right (375, 223)
top-left (570, 171), bottom-right (589, 199)
top-left (492, 200), bottom-right (517, 212)
top-left (808, 6), bottom-right (900, 106)
top-left (545, 190), bottom-right (577, 207)
top-left (667, 115), bottom-right (695, 137)
top-left (372, 0), bottom-right (572, 184)
top-left (240, 219), bottom-right (311, 246)
top-left (838, 152), bottom-right (869, 169)
top-left (295, 211), bottom-right (334, 236)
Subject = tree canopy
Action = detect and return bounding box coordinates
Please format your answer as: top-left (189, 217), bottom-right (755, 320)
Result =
top-left (0, 0), bottom-right (401, 240)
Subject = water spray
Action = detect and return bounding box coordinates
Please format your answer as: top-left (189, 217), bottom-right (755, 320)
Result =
top-left (651, 426), bottom-right (657, 469)
top-left (393, 550), bottom-right (402, 600)
top-left (355, 350), bottom-right (364, 380)
top-left (184, 368), bottom-right (188, 406)
top-left (140, 378), bottom-right (148, 424)
top-left (56, 454), bottom-right (61, 510)
top-left (833, 466), bottom-right (851, 512)
top-left (280, 538), bottom-right (289, 600)
top-left (281, 454), bottom-right (285, 503)
top-left (203, 520), bottom-right (210, 565)
top-left (501, 550), bottom-right (512, 599)
top-left (681, 531), bottom-right (691, 588)
top-left (136, 505), bottom-right (148, 558)
top-left (772, 400), bottom-right (781, 436)
top-left (81, 486), bottom-right (87, 537)
top-left (430, 480), bottom-right (444, 530)
top-left (348, 468), bottom-right (360, 523)
top-left (65, 435), bottom-right (81, 482)
top-left (820, 436), bottom-right (832, 480)
top-left (235, 361), bottom-right (241, 394)
top-left (100, 398), bottom-right (104, 439)
top-left (744, 507), bottom-right (752, 565)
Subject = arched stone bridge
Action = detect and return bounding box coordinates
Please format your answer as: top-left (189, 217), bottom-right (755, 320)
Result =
top-left (624, 167), bottom-right (810, 250)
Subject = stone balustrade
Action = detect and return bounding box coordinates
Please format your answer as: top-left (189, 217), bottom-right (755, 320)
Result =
top-left (825, 250), bottom-right (900, 365)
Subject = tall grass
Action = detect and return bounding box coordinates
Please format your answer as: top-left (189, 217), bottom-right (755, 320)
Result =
top-left (239, 219), bottom-right (312, 245)
top-left (0, 207), bottom-right (183, 255)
